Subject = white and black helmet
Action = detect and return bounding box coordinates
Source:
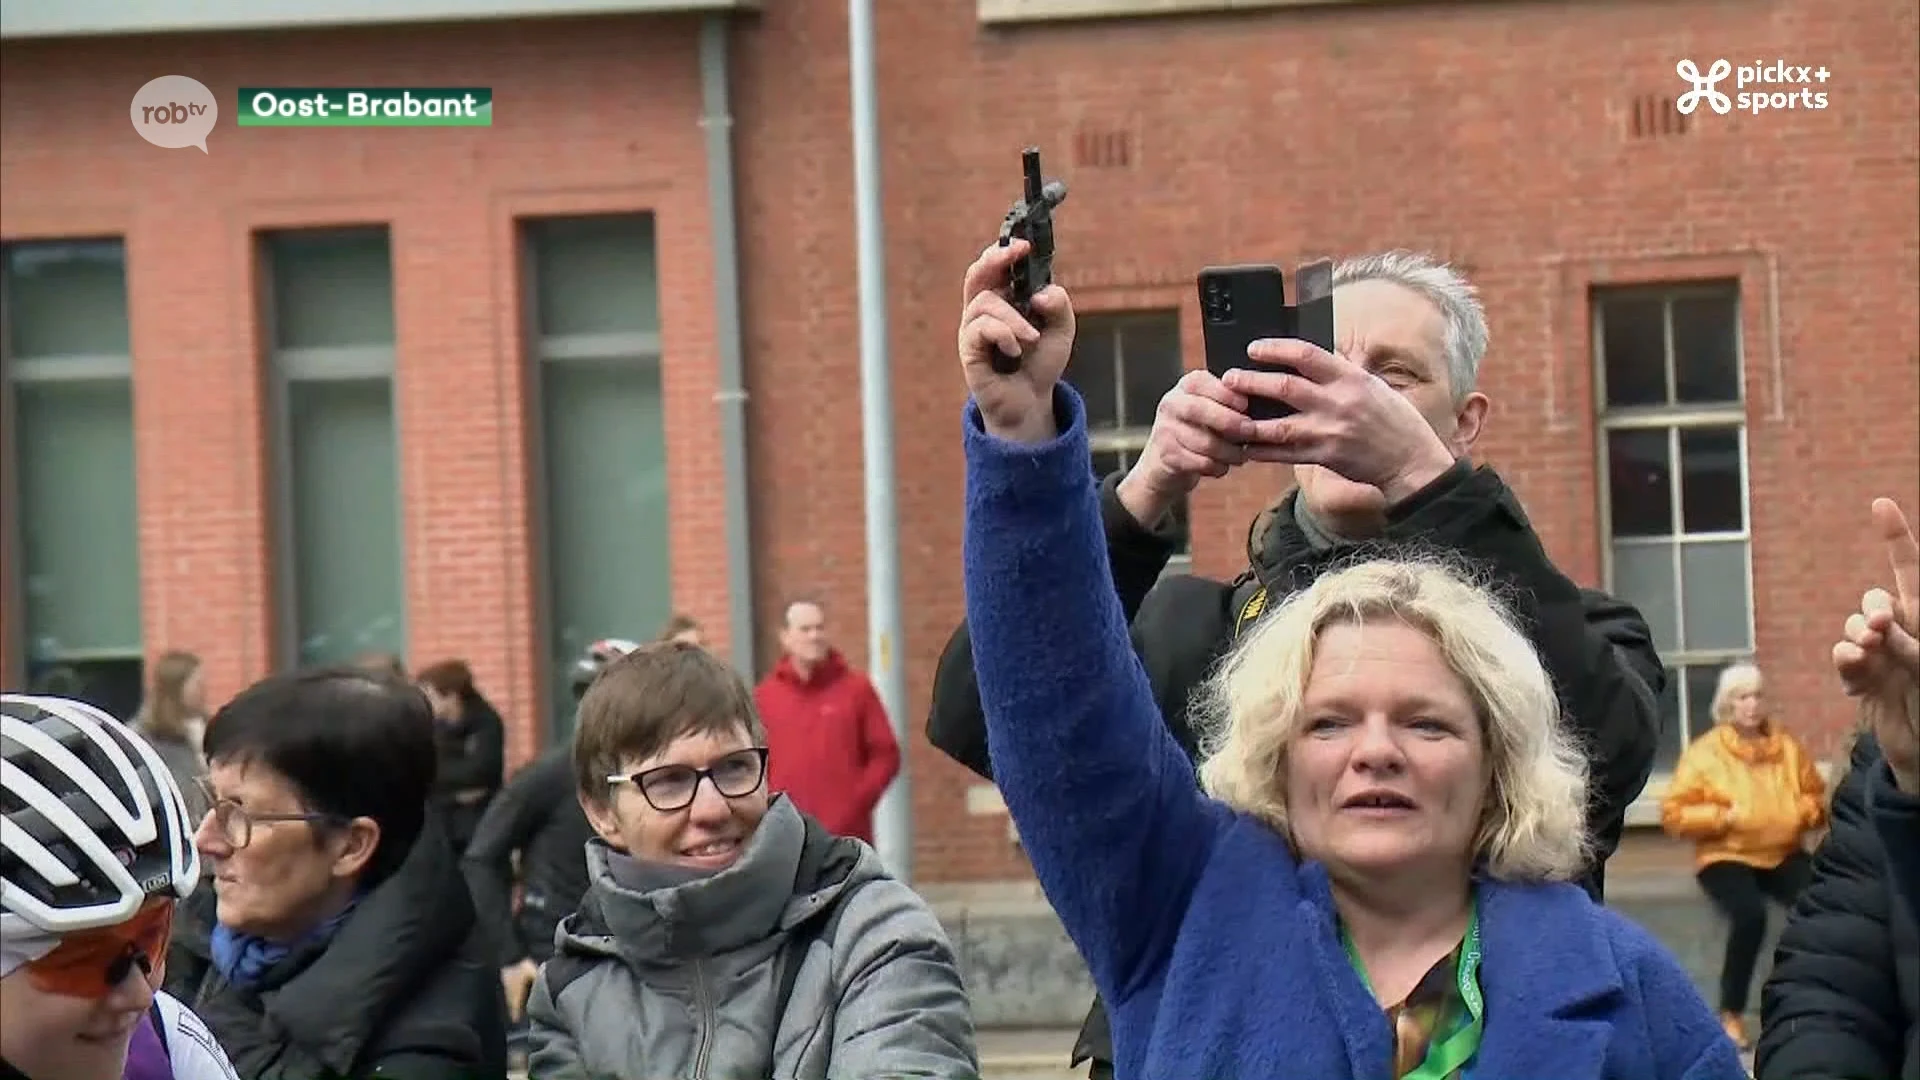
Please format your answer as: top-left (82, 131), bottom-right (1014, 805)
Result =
top-left (568, 637), bottom-right (642, 700)
top-left (1, 693), bottom-right (201, 937)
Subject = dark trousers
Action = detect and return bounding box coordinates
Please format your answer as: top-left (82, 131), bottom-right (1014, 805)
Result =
top-left (1697, 852), bottom-right (1814, 1013)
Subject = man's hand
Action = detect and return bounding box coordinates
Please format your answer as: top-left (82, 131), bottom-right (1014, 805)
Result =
top-left (1114, 369), bottom-right (1262, 528)
top-left (501, 957), bottom-right (539, 1021)
top-left (1221, 338), bottom-right (1457, 504)
top-left (1834, 497), bottom-right (1920, 792)
top-left (959, 238), bottom-right (1076, 445)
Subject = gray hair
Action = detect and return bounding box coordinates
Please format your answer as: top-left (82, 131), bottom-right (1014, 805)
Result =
top-left (1331, 251), bottom-right (1488, 404)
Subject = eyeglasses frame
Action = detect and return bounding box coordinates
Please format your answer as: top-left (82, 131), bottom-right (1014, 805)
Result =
top-left (605, 746), bottom-right (770, 812)
top-left (195, 780), bottom-right (347, 849)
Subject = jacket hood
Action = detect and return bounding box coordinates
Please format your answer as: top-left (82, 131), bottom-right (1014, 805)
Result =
top-left (555, 795), bottom-right (873, 965)
top-left (1714, 719), bottom-right (1786, 763)
top-left (773, 649), bottom-right (850, 690)
top-left (254, 813), bottom-right (476, 1074)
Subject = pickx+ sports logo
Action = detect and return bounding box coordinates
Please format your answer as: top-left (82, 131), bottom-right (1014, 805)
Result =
top-left (1676, 57), bottom-right (1833, 117)
top-left (1675, 59), bottom-right (1733, 115)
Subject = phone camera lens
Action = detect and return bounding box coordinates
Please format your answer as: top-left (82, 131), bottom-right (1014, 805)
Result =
top-left (1202, 282), bottom-right (1233, 324)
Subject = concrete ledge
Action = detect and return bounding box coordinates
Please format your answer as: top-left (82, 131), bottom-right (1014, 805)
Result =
top-left (934, 886), bottom-right (1097, 1028)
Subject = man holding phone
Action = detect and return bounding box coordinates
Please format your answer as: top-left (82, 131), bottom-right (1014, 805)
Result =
top-left (930, 244), bottom-right (1667, 1080)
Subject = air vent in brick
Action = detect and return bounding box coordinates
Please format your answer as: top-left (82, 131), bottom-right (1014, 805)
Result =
top-left (1628, 94), bottom-right (1692, 138)
top-left (1074, 128), bottom-right (1133, 168)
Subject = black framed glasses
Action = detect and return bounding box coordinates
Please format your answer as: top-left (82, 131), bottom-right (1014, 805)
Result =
top-left (607, 747), bottom-right (769, 812)
top-left (196, 781), bottom-right (342, 849)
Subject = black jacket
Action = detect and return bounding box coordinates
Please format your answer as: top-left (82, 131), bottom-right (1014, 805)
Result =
top-left (191, 815), bottom-right (510, 1080)
top-left (460, 744), bottom-right (596, 967)
top-left (162, 879), bottom-right (218, 1004)
top-left (1757, 733), bottom-right (1919, 1080)
top-left (928, 465), bottom-right (1666, 1068)
top-left (432, 695), bottom-right (506, 855)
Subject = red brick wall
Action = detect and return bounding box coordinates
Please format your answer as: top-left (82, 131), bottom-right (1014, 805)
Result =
top-left (0, 16), bottom-right (731, 775)
top-left (728, 0), bottom-right (1918, 881)
top-left (3, 0), bottom-right (1915, 885)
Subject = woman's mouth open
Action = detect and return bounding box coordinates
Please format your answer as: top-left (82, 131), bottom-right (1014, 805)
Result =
top-left (678, 837), bottom-right (742, 868)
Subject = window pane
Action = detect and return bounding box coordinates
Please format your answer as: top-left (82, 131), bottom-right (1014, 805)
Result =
top-left (1605, 428), bottom-right (1673, 537)
top-left (1653, 666), bottom-right (1684, 774)
top-left (1117, 313), bottom-right (1182, 430)
top-left (1670, 293), bottom-right (1740, 404)
top-left (529, 216), bottom-right (659, 338)
top-left (1679, 426), bottom-right (1744, 534)
top-left (543, 358), bottom-right (670, 742)
top-left (267, 229), bottom-right (396, 350)
top-left (1598, 296), bottom-right (1667, 408)
top-left (4, 240), bottom-right (131, 357)
top-left (1091, 449), bottom-right (1130, 482)
top-left (12, 380), bottom-right (143, 656)
top-left (1065, 320), bottom-right (1119, 430)
top-left (1681, 540), bottom-right (1751, 652)
top-left (21, 657), bottom-right (144, 723)
top-left (287, 378), bottom-right (404, 665)
top-left (1611, 543), bottom-right (1678, 656)
top-left (1683, 663), bottom-right (1730, 742)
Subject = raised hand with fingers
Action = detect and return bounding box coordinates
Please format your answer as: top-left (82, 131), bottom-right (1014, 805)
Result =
top-left (1112, 368), bottom-right (1264, 528)
top-left (1221, 337), bottom-right (1458, 505)
top-left (958, 238), bottom-right (1076, 446)
top-left (1834, 497), bottom-right (1920, 790)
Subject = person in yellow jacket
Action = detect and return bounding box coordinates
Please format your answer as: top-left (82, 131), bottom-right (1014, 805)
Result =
top-left (1661, 661), bottom-right (1827, 1050)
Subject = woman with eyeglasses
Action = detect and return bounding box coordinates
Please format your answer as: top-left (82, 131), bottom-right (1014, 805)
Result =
top-left (184, 667), bottom-right (507, 1080)
top-left (1, 693), bottom-right (240, 1080)
top-left (524, 641), bottom-right (978, 1079)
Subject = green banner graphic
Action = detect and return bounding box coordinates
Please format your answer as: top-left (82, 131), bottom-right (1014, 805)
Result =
top-left (237, 88), bottom-right (493, 126)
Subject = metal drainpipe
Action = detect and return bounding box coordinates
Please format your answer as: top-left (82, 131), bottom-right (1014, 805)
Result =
top-left (699, 14), bottom-right (757, 679)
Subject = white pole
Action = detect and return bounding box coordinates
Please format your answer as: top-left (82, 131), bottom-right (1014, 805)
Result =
top-left (848, 0), bottom-right (912, 881)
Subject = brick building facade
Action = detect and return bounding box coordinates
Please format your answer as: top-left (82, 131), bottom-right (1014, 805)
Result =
top-left (2, 0), bottom-right (1914, 883)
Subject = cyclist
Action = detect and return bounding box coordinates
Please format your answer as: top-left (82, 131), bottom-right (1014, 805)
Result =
top-left (1, 692), bottom-right (240, 1080)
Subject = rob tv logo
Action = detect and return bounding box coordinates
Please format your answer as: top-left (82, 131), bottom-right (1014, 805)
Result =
top-left (130, 75), bottom-right (220, 152)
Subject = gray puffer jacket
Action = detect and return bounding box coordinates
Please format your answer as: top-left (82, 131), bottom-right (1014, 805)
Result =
top-left (526, 795), bottom-right (978, 1079)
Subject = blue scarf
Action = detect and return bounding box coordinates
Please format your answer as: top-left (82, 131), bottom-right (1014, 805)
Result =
top-left (210, 897), bottom-right (360, 988)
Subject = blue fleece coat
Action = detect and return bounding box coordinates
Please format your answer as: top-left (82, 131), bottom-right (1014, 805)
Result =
top-left (960, 384), bottom-right (1749, 1080)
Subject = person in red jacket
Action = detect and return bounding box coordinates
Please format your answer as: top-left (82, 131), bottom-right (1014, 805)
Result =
top-left (755, 600), bottom-right (902, 844)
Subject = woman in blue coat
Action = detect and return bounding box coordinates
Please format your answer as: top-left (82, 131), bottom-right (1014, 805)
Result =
top-left (952, 238), bottom-right (1747, 1080)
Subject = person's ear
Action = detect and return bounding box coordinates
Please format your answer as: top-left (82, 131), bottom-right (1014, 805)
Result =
top-left (327, 817), bottom-right (382, 879)
top-left (1449, 392), bottom-right (1490, 456)
top-left (580, 791), bottom-right (630, 852)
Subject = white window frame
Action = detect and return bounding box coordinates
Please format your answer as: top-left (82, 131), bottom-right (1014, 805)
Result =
top-left (1590, 283), bottom-right (1756, 827)
top-left (0, 239), bottom-right (145, 688)
top-left (519, 215), bottom-right (666, 745)
top-left (1074, 310), bottom-right (1191, 573)
top-left (258, 227), bottom-right (406, 671)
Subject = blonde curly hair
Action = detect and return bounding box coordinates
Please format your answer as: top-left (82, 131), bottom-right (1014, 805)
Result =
top-left (1192, 558), bottom-right (1592, 882)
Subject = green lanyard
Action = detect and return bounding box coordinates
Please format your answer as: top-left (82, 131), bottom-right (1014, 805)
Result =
top-left (1341, 903), bottom-right (1486, 1080)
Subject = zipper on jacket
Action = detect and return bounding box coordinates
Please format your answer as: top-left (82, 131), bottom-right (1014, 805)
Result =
top-left (693, 959), bottom-right (715, 1078)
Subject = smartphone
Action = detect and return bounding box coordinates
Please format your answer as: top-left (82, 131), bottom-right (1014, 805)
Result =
top-left (1292, 258), bottom-right (1336, 357)
top-left (1198, 264), bottom-right (1296, 420)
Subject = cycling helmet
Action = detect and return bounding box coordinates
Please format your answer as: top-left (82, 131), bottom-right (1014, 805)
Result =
top-left (568, 637), bottom-right (642, 700)
top-left (1, 693), bottom-right (201, 938)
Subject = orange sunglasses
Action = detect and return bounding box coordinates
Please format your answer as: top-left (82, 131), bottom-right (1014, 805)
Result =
top-left (24, 897), bottom-right (174, 999)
